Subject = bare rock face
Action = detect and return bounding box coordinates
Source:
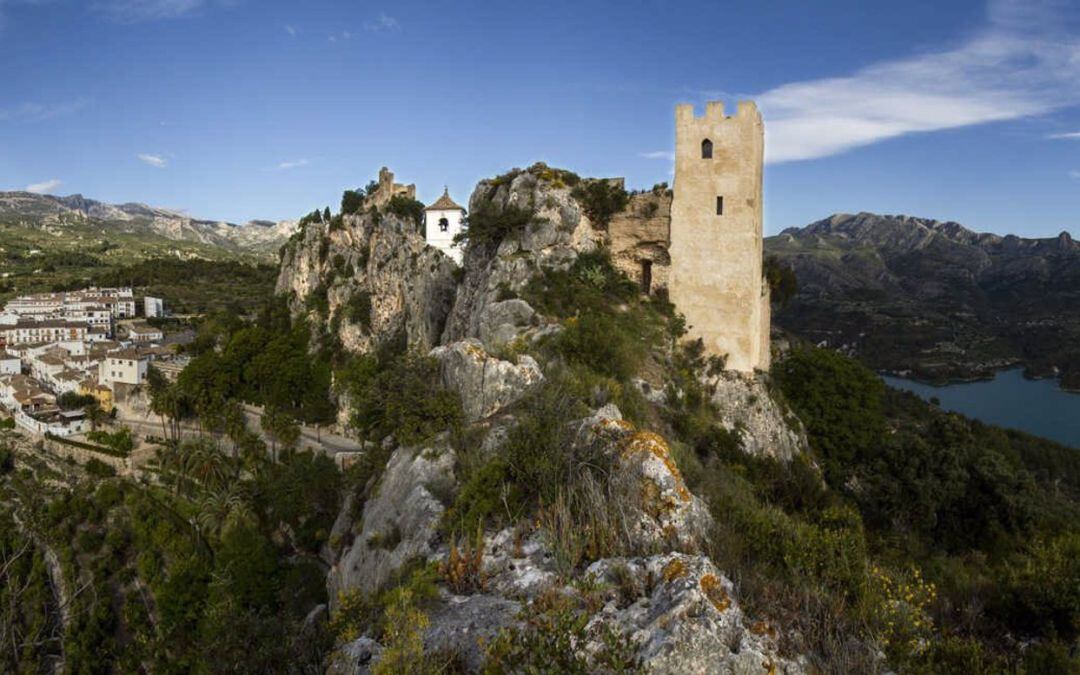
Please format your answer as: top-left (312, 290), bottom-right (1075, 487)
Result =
top-left (430, 339), bottom-right (544, 423)
top-left (477, 299), bottom-right (536, 352)
top-left (276, 210), bottom-right (458, 355)
top-left (423, 595), bottom-right (522, 672)
top-left (442, 166), bottom-right (601, 345)
top-left (587, 554), bottom-right (808, 675)
top-left (708, 372), bottom-right (808, 462)
top-left (327, 438), bottom-right (455, 604)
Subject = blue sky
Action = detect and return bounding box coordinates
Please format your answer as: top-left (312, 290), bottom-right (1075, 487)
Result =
top-left (2, 0), bottom-right (1078, 237)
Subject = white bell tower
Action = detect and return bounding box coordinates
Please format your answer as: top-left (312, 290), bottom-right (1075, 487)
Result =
top-left (424, 187), bottom-right (466, 264)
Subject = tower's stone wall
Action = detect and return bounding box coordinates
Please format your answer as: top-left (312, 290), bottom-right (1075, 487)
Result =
top-left (669, 101), bottom-right (770, 373)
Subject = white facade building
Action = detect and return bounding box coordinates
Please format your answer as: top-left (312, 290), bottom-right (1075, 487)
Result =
top-left (423, 188), bottom-right (466, 265)
top-left (145, 296), bottom-right (165, 318)
top-left (0, 352), bottom-right (19, 376)
top-left (127, 323), bottom-right (164, 343)
top-left (99, 350), bottom-right (148, 387)
top-left (1, 319), bottom-right (88, 346)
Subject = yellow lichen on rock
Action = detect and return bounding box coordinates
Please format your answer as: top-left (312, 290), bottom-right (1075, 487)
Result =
top-left (662, 558), bottom-right (688, 582)
top-left (700, 573), bottom-right (731, 612)
top-left (620, 431), bottom-right (691, 502)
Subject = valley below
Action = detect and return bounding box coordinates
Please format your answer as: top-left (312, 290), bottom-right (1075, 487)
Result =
top-left (766, 212), bottom-right (1080, 391)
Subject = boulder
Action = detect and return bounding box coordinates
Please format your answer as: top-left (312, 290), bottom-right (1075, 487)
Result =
top-left (477, 299), bottom-right (536, 351)
top-left (587, 554), bottom-right (808, 674)
top-left (573, 405), bottom-right (711, 553)
top-left (431, 339), bottom-right (544, 423)
top-left (424, 594), bottom-right (522, 671)
top-left (327, 636), bottom-right (383, 675)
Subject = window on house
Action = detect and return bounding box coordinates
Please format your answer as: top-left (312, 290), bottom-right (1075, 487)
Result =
top-left (701, 139), bottom-right (713, 159)
top-left (716, 196), bottom-right (724, 215)
top-left (640, 260), bottom-right (653, 295)
top-left (438, 217), bottom-right (450, 232)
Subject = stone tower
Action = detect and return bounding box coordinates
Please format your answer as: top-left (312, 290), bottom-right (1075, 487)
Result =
top-left (668, 101), bottom-right (770, 373)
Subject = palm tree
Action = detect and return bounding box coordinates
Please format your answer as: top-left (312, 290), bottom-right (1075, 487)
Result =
top-left (195, 483), bottom-right (253, 538)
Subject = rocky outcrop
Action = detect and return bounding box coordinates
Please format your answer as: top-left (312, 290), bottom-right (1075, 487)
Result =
top-left (442, 165), bottom-right (602, 346)
top-left (574, 404), bottom-right (712, 552)
top-left (477, 299), bottom-right (536, 352)
top-left (430, 339), bottom-right (544, 423)
top-left (587, 553), bottom-right (807, 674)
top-left (276, 207), bottom-right (457, 354)
top-left (708, 373), bottom-right (808, 462)
top-left (327, 438), bottom-right (455, 604)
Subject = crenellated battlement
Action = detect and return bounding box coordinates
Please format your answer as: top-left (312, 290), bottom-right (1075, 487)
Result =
top-left (675, 100), bottom-right (761, 126)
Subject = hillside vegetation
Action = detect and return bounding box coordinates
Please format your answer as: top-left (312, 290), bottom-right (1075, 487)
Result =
top-left (1, 170), bottom-right (1077, 673)
top-left (766, 212), bottom-right (1080, 390)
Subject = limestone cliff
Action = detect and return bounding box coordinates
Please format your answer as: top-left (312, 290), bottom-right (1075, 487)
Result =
top-left (442, 165), bottom-right (601, 350)
top-left (283, 164), bottom-right (812, 673)
top-left (275, 208), bottom-right (457, 354)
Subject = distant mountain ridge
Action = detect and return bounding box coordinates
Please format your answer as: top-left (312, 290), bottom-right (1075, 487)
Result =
top-left (784, 212), bottom-right (1076, 255)
top-left (0, 191), bottom-right (297, 254)
top-left (766, 212), bottom-right (1080, 389)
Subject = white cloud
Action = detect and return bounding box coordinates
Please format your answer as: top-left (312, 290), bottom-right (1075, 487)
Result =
top-left (284, 24), bottom-right (296, 36)
top-left (25, 179), bottom-right (62, 194)
top-left (92, 0), bottom-right (234, 23)
top-left (1069, 170), bottom-right (1080, 180)
top-left (639, 151), bottom-right (675, 161)
top-left (328, 30), bottom-right (351, 42)
top-left (137, 153), bottom-right (168, 168)
top-left (364, 12), bottom-right (399, 32)
top-left (277, 158), bottom-right (309, 170)
top-left (0, 98), bottom-right (89, 122)
top-left (1048, 131), bottom-right (1080, 140)
top-left (754, 0), bottom-right (1080, 163)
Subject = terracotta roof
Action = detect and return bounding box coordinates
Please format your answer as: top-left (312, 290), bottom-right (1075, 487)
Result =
top-left (425, 188), bottom-right (464, 212)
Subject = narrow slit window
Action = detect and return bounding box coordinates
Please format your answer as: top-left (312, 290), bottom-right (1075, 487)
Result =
top-left (701, 139), bottom-right (713, 159)
top-left (716, 196), bottom-right (724, 215)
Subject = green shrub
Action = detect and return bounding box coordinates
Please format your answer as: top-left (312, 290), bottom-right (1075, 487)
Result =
top-left (764, 256), bottom-right (798, 307)
top-left (554, 313), bottom-right (646, 382)
top-left (458, 202), bottom-right (534, 248)
top-left (85, 458), bottom-right (117, 478)
top-left (443, 458), bottom-right (525, 534)
top-left (386, 195), bottom-right (425, 229)
top-left (483, 590), bottom-right (639, 674)
top-left (342, 350), bottom-right (463, 446)
top-left (345, 290), bottom-right (373, 331)
top-left (571, 179), bottom-right (629, 229)
top-left (773, 346), bottom-right (886, 483)
top-left (341, 190), bottom-right (364, 215)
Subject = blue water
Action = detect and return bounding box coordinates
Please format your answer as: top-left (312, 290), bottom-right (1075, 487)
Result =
top-left (882, 369), bottom-right (1080, 449)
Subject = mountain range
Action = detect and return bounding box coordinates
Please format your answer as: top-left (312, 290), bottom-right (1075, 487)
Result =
top-left (765, 212), bottom-right (1080, 389)
top-left (0, 191), bottom-right (296, 255)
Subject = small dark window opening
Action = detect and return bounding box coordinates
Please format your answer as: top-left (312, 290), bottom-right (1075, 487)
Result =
top-left (701, 139), bottom-right (713, 159)
top-left (716, 196), bottom-right (724, 215)
top-left (640, 260), bottom-right (653, 294)
top-left (438, 217), bottom-right (449, 232)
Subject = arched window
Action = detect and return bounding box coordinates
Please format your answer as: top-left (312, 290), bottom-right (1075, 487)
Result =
top-left (438, 217), bottom-right (449, 232)
top-left (701, 139), bottom-right (713, 159)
